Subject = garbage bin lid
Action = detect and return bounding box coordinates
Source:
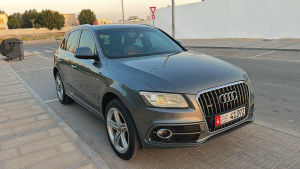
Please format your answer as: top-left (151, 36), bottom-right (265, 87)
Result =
top-left (3, 38), bottom-right (22, 44)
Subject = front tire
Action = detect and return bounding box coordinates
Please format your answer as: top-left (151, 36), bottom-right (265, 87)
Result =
top-left (105, 99), bottom-right (142, 160)
top-left (55, 72), bottom-right (73, 104)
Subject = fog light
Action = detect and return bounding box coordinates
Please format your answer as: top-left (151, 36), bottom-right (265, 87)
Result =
top-left (157, 129), bottom-right (172, 139)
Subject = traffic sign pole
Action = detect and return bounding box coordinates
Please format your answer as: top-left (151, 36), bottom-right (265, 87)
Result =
top-left (172, 0), bottom-right (175, 38)
top-left (152, 15), bottom-right (155, 26)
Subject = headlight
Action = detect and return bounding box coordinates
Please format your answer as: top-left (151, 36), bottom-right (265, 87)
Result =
top-left (246, 77), bottom-right (251, 85)
top-left (139, 92), bottom-right (188, 108)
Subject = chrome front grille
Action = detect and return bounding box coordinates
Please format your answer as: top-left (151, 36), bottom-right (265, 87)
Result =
top-left (197, 82), bottom-right (250, 132)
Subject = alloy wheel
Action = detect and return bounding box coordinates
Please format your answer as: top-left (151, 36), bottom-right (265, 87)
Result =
top-left (106, 108), bottom-right (129, 153)
top-left (56, 75), bottom-right (64, 101)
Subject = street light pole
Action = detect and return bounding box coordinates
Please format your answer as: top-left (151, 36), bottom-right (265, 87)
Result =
top-left (121, 0), bottom-right (125, 24)
top-left (172, 0), bottom-right (175, 38)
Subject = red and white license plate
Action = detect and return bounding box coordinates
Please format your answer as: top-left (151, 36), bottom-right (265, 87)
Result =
top-left (215, 107), bottom-right (246, 127)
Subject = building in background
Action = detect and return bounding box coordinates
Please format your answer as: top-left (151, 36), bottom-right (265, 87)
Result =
top-left (155, 0), bottom-right (300, 39)
top-left (0, 13), bottom-right (8, 30)
top-left (63, 14), bottom-right (77, 26)
top-left (97, 18), bottom-right (112, 25)
top-left (128, 16), bottom-right (141, 22)
top-left (119, 16), bottom-right (150, 25)
top-left (75, 18), bottom-right (79, 26)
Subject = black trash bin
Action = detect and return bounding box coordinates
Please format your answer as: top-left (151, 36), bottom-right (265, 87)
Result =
top-left (0, 38), bottom-right (24, 61)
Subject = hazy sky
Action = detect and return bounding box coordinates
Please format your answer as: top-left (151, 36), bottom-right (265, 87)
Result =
top-left (2, 0), bottom-right (200, 22)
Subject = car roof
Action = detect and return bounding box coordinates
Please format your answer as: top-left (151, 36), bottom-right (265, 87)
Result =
top-left (75, 24), bottom-right (153, 31)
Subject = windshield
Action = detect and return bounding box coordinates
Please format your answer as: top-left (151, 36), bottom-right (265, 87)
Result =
top-left (97, 27), bottom-right (184, 59)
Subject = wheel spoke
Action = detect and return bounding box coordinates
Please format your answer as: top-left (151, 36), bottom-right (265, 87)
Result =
top-left (113, 109), bottom-right (122, 125)
top-left (120, 132), bottom-right (128, 148)
top-left (108, 119), bottom-right (119, 130)
top-left (57, 78), bottom-right (61, 86)
top-left (113, 131), bottom-right (121, 146)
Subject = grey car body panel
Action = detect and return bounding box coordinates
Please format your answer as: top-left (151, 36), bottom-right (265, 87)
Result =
top-left (54, 25), bottom-right (255, 148)
top-left (106, 51), bottom-right (247, 94)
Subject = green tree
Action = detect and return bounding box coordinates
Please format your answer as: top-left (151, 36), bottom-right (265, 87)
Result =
top-left (0, 10), bottom-right (5, 14)
top-left (37, 10), bottom-right (65, 30)
top-left (53, 12), bottom-right (65, 30)
top-left (78, 9), bottom-right (96, 25)
top-left (37, 10), bottom-right (55, 30)
top-left (7, 15), bottom-right (21, 29)
top-left (21, 9), bottom-right (38, 28)
top-left (11, 13), bottom-right (23, 25)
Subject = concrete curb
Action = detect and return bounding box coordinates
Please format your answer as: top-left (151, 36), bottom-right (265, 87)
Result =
top-left (2, 59), bottom-right (110, 169)
top-left (186, 46), bottom-right (300, 52)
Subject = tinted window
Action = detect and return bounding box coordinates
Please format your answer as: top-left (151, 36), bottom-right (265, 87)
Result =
top-left (79, 30), bottom-right (96, 55)
top-left (60, 34), bottom-right (69, 50)
top-left (98, 27), bottom-right (183, 59)
top-left (146, 32), bottom-right (171, 48)
top-left (66, 30), bottom-right (81, 53)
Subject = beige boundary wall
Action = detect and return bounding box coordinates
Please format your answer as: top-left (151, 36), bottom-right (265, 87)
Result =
top-left (0, 26), bottom-right (74, 37)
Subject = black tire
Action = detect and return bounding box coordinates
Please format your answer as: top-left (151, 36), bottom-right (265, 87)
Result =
top-left (105, 99), bottom-right (142, 160)
top-left (55, 72), bottom-right (73, 104)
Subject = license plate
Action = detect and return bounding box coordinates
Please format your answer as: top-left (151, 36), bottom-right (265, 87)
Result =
top-left (215, 107), bottom-right (246, 127)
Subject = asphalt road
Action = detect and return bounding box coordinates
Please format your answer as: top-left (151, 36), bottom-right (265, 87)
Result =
top-left (4, 40), bottom-right (300, 168)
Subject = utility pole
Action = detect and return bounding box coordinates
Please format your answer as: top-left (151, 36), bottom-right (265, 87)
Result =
top-left (121, 0), bottom-right (125, 24)
top-left (172, 0), bottom-right (175, 38)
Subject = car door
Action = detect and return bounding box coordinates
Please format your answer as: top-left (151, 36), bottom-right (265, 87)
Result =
top-left (56, 33), bottom-right (74, 92)
top-left (58, 30), bottom-right (81, 93)
top-left (72, 29), bottom-right (101, 108)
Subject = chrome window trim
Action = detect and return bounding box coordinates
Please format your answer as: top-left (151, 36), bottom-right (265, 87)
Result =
top-left (195, 81), bottom-right (251, 134)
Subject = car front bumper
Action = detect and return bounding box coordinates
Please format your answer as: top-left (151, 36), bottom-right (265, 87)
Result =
top-left (141, 106), bottom-right (254, 149)
top-left (128, 81), bottom-right (255, 149)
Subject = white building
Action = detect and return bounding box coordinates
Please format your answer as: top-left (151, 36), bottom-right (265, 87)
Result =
top-left (155, 0), bottom-right (300, 39)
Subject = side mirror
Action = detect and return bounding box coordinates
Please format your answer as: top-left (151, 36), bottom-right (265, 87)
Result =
top-left (74, 47), bottom-right (98, 60)
top-left (177, 40), bottom-right (184, 46)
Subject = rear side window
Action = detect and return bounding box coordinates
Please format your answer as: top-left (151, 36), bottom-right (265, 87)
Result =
top-left (60, 34), bottom-right (69, 50)
top-left (66, 30), bottom-right (81, 53)
top-left (79, 30), bottom-right (96, 55)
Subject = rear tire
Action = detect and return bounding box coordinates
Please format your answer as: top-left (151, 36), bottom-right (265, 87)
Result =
top-left (55, 72), bottom-right (73, 104)
top-left (105, 99), bottom-right (142, 160)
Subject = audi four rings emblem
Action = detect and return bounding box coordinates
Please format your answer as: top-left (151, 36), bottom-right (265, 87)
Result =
top-left (219, 91), bottom-right (237, 103)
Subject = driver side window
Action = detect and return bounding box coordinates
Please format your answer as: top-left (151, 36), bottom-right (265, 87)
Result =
top-left (79, 30), bottom-right (97, 55)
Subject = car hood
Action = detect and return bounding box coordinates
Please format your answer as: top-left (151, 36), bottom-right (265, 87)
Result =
top-left (107, 51), bottom-right (247, 94)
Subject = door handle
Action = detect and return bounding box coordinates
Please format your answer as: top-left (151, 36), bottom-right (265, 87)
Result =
top-left (71, 65), bottom-right (77, 69)
top-left (58, 59), bottom-right (62, 62)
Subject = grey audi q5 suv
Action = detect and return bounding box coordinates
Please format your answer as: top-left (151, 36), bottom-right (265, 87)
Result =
top-left (53, 24), bottom-right (255, 160)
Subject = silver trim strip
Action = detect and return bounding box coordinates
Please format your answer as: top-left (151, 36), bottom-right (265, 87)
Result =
top-left (66, 89), bottom-right (102, 118)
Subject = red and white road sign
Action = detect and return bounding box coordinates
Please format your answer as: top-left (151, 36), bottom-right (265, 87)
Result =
top-left (152, 15), bottom-right (155, 20)
top-left (93, 21), bottom-right (98, 25)
top-left (150, 7), bottom-right (156, 15)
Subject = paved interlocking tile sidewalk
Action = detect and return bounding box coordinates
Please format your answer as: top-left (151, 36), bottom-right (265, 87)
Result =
top-left (0, 59), bottom-right (109, 169)
top-left (182, 39), bottom-right (300, 51)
